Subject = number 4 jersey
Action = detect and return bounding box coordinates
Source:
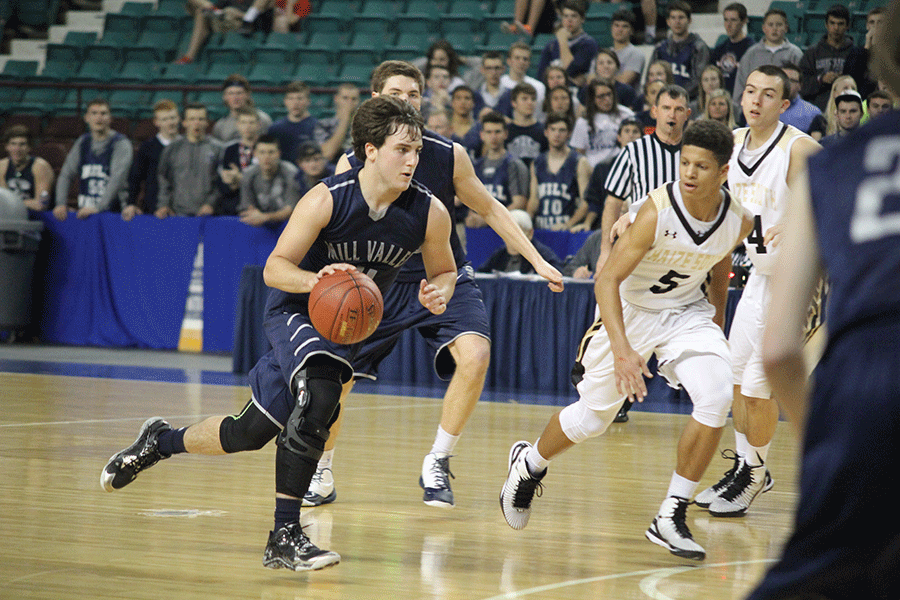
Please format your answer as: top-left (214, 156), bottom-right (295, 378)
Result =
top-left (620, 181), bottom-right (747, 311)
top-left (729, 122), bottom-right (812, 276)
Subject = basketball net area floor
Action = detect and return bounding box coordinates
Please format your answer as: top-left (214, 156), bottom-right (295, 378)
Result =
top-left (0, 345), bottom-right (800, 600)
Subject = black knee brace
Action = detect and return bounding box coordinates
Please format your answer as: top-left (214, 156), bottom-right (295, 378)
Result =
top-left (219, 400), bottom-right (280, 453)
top-left (275, 357), bottom-right (343, 498)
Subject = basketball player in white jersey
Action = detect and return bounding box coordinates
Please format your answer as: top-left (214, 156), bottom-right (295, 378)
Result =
top-left (695, 65), bottom-right (821, 517)
top-left (500, 120), bottom-right (754, 560)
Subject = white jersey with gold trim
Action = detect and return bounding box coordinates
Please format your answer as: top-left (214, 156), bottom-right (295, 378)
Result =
top-left (621, 181), bottom-right (746, 311)
top-left (729, 122), bottom-right (811, 276)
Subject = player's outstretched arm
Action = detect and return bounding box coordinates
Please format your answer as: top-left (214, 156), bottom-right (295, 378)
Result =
top-left (762, 167), bottom-right (822, 437)
top-left (452, 143), bottom-right (564, 292)
top-left (264, 183), bottom-right (335, 294)
top-left (419, 197), bottom-right (458, 315)
top-left (595, 199), bottom-right (657, 402)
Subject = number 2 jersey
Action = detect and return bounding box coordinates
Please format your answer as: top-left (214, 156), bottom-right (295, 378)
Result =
top-left (729, 122), bottom-right (811, 276)
top-left (620, 181), bottom-right (746, 311)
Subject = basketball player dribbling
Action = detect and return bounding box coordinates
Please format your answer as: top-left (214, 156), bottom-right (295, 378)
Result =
top-left (100, 96), bottom-right (457, 571)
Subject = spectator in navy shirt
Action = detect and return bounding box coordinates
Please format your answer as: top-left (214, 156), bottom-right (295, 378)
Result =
top-left (267, 81), bottom-right (317, 163)
top-left (294, 141), bottom-right (333, 197)
top-left (123, 99), bottom-right (181, 221)
top-left (536, 0), bottom-right (599, 87)
top-left (710, 3), bottom-right (754, 96)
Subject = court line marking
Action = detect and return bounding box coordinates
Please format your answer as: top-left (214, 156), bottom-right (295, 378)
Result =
top-left (0, 400), bottom-right (443, 429)
top-left (481, 559), bottom-right (776, 600)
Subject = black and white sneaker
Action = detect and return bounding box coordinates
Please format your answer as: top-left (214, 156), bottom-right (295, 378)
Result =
top-left (646, 496), bottom-right (706, 560)
top-left (695, 449), bottom-right (741, 508)
top-left (263, 523), bottom-right (340, 571)
top-left (708, 458), bottom-right (768, 517)
top-left (303, 466), bottom-right (336, 507)
top-left (101, 417), bottom-right (172, 492)
top-left (419, 453), bottom-right (455, 508)
top-left (499, 441), bottom-right (545, 530)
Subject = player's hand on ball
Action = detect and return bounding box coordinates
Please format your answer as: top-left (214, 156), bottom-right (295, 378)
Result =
top-left (419, 279), bottom-right (447, 314)
top-left (317, 263), bottom-right (358, 278)
top-left (613, 348), bottom-right (652, 402)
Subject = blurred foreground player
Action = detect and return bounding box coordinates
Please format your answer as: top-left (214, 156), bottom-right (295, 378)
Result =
top-left (100, 96), bottom-right (457, 571)
top-left (748, 2), bottom-right (900, 597)
top-left (500, 120), bottom-right (754, 560)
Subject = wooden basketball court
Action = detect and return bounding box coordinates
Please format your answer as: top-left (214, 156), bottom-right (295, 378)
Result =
top-left (0, 370), bottom-right (800, 599)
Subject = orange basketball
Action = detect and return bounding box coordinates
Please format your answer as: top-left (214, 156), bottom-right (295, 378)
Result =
top-left (308, 269), bottom-right (384, 345)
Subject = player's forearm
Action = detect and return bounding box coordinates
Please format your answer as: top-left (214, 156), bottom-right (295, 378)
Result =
top-left (263, 255), bottom-right (318, 293)
top-left (595, 273), bottom-right (630, 354)
top-left (600, 195), bottom-right (624, 256)
top-left (483, 202), bottom-right (548, 266)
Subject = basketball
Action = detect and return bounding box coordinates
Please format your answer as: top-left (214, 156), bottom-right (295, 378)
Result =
top-left (308, 269), bottom-right (384, 345)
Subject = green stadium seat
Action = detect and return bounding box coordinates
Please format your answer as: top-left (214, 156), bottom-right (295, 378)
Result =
top-left (332, 64), bottom-right (374, 86)
top-left (114, 61), bottom-right (160, 83)
top-left (102, 13), bottom-right (143, 42)
top-left (476, 30), bottom-right (528, 53)
top-left (16, 0), bottom-right (62, 29)
top-left (446, 0), bottom-right (490, 20)
top-left (293, 63), bottom-right (337, 86)
top-left (263, 31), bottom-right (306, 51)
top-left (0, 60), bottom-right (40, 80)
top-left (0, 87), bottom-right (24, 113)
top-left (18, 88), bottom-right (68, 115)
top-left (155, 62), bottom-right (200, 83)
top-left (248, 63), bottom-right (294, 86)
top-left (121, 1), bottom-right (154, 16)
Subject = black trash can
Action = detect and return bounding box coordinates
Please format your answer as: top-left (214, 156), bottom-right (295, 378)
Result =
top-left (0, 188), bottom-right (43, 331)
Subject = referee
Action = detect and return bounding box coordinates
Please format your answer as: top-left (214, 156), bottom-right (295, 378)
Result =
top-left (599, 84), bottom-right (692, 269)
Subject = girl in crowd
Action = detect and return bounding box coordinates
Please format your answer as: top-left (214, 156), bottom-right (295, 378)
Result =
top-left (702, 88), bottom-right (737, 130)
top-left (570, 78), bottom-right (635, 168)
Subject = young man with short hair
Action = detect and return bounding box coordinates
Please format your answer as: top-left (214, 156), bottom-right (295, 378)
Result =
top-left (610, 9), bottom-right (646, 90)
top-left (500, 118), bottom-right (754, 562)
top-left (0, 125), bottom-right (54, 212)
top-left (477, 51), bottom-right (506, 114)
top-left (101, 95), bottom-right (457, 572)
top-left (238, 133), bottom-right (300, 225)
top-left (294, 140), bottom-right (334, 197)
top-left (211, 74), bottom-right (272, 142)
top-left (649, 1), bottom-right (710, 101)
top-left (710, 2), bottom-right (753, 95)
top-left (865, 89), bottom-right (894, 119)
top-left (527, 113), bottom-right (591, 231)
top-left (123, 99), bottom-right (181, 221)
top-left (218, 106), bottom-right (261, 215)
top-left (819, 88), bottom-right (863, 146)
top-left (471, 110), bottom-right (529, 223)
top-left (695, 65), bottom-right (820, 517)
top-left (156, 103), bottom-right (223, 218)
top-left (53, 98), bottom-right (133, 221)
top-left (799, 3), bottom-right (865, 110)
top-left (506, 83), bottom-right (548, 168)
top-left (268, 80), bottom-right (317, 162)
top-left (733, 8), bottom-right (804, 116)
top-left (778, 63), bottom-right (822, 133)
top-left (314, 83), bottom-right (360, 164)
top-left (536, 0), bottom-right (598, 87)
top-left (497, 42), bottom-right (546, 119)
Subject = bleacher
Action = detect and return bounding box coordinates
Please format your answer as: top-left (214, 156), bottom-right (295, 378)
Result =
top-left (0, 0), bottom-right (887, 167)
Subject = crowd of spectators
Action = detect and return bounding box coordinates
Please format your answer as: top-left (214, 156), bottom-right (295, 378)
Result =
top-left (2, 0), bottom-right (897, 281)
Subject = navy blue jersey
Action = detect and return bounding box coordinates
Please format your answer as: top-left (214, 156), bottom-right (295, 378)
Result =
top-left (533, 150), bottom-right (580, 229)
top-left (269, 116), bottom-right (317, 162)
top-left (808, 110), bottom-right (900, 341)
top-left (128, 136), bottom-right (165, 213)
top-left (345, 129), bottom-right (466, 281)
top-left (4, 156), bottom-right (36, 202)
top-left (78, 132), bottom-right (123, 209)
top-left (474, 154), bottom-right (514, 206)
top-left (265, 166), bottom-right (433, 316)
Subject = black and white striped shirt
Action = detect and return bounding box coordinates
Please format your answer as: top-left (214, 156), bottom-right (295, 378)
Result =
top-left (603, 133), bottom-right (681, 206)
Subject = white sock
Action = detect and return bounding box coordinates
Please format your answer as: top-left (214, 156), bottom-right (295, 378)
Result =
top-left (429, 425), bottom-right (459, 457)
top-left (746, 442), bottom-right (770, 466)
top-left (243, 6), bottom-right (259, 22)
top-left (319, 449), bottom-right (334, 470)
top-left (525, 439), bottom-right (550, 475)
top-left (666, 472), bottom-right (698, 500)
top-left (734, 431), bottom-right (750, 459)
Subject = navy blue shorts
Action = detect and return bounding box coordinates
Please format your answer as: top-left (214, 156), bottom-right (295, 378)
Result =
top-left (352, 266), bottom-right (491, 381)
top-left (748, 323), bottom-right (900, 600)
top-left (248, 310), bottom-right (357, 425)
